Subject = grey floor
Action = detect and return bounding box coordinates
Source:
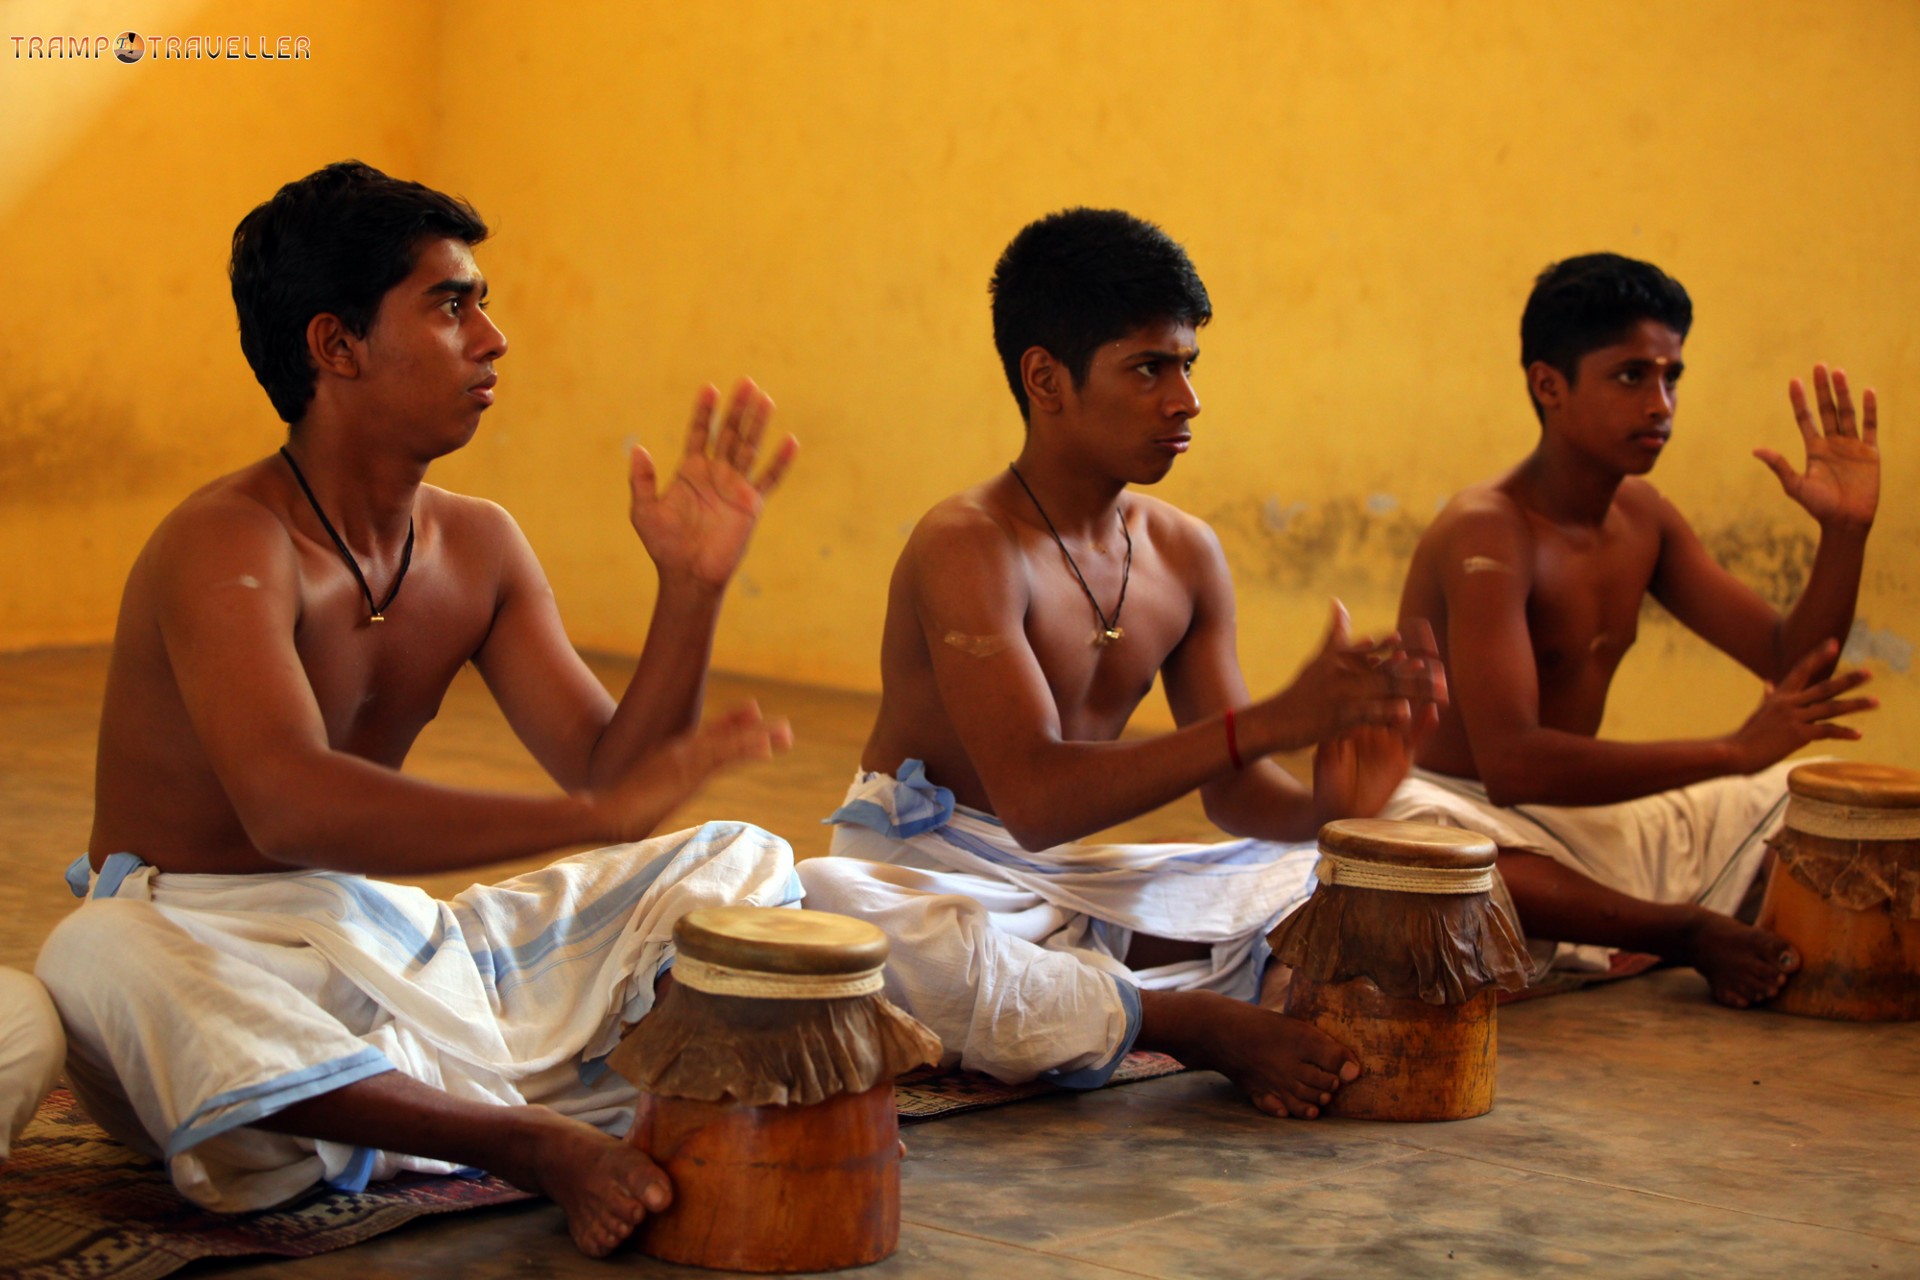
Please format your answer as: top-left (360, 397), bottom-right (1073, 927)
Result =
top-left (3, 648), bottom-right (1917, 1278)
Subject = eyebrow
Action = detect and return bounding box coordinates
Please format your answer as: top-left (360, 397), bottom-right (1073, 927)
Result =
top-left (426, 276), bottom-right (488, 300)
top-left (1131, 347), bottom-right (1200, 364)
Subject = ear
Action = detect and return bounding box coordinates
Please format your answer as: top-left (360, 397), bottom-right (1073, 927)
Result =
top-left (1526, 360), bottom-right (1567, 413)
top-left (1021, 346), bottom-right (1066, 416)
top-left (306, 313), bottom-right (362, 380)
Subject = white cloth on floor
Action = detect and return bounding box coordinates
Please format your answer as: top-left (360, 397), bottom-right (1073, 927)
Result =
top-left (0, 966), bottom-right (65, 1162)
top-left (35, 822), bottom-right (799, 1211)
top-left (1380, 762), bottom-right (1798, 971)
top-left (806, 761), bottom-right (1319, 1085)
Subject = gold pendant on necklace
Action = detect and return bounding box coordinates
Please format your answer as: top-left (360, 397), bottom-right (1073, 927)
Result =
top-left (1094, 627), bottom-right (1123, 646)
top-left (370, 613), bottom-right (387, 623)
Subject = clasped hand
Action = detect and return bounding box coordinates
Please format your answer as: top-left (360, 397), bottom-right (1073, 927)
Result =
top-left (1264, 602), bottom-right (1446, 749)
top-left (1754, 364), bottom-right (1879, 530)
top-left (629, 378), bottom-right (800, 588)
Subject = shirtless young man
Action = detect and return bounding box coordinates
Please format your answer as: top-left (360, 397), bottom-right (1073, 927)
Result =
top-left (1385, 252), bottom-right (1880, 1007)
top-left (799, 208), bottom-right (1444, 1119)
top-left (34, 162), bottom-right (800, 1256)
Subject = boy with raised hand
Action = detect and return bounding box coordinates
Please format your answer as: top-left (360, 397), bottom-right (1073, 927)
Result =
top-left (37, 162), bottom-right (798, 1256)
top-left (1386, 252), bottom-right (1879, 1007)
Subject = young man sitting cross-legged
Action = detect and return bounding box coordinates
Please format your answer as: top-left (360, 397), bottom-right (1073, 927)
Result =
top-left (35, 162), bottom-right (800, 1256)
top-left (1383, 252), bottom-right (1880, 1007)
top-left (798, 208), bottom-right (1444, 1119)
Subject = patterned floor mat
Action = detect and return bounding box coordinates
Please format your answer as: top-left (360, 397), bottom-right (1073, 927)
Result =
top-left (0, 1053), bottom-right (1188, 1279)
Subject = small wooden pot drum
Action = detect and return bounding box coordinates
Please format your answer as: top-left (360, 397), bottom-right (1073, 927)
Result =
top-left (1756, 761), bottom-right (1920, 1022)
top-left (612, 906), bottom-right (940, 1273)
top-left (1268, 819), bottom-right (1530, 1122)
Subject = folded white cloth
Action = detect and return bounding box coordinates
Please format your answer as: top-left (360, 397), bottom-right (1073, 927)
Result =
top-left (36, 822), bottom-right (798, 1210)
top-left (807, 762), bottom-right (1319, 1084)
top-left (1381, 762), bottom-right (1798, 971)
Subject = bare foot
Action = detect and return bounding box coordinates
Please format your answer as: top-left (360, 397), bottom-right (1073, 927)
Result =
top-left (1679, 908), bottom-right (1799, 1008)
top-left (496, 1107), bottom-right (672, 1257)
top-left (1139, 989), bottom-right (1359, 1119)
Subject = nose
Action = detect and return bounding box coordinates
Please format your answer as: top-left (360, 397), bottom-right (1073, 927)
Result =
top-left (1649, 378), bottom-right (1674, 419)
top-left (1169, 371), bottom-right (1201, 420)
top-left (477, 310), bottom-right (508, 361)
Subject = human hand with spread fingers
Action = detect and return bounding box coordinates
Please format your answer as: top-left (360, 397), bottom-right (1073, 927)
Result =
top-left (1753, 364), bottom-right (1879, 532)
top-left (629, 378), bottom-right (799, 590)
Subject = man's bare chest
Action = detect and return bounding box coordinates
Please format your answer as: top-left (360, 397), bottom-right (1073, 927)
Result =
top-left (1526, 526), bottom-right (1661, 678)
top-left (293, 569), bottom-right (497, 762)
top-left (1022, 558), bottom-right (1193, 724)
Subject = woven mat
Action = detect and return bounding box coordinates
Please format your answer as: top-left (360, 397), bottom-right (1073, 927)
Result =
top-left (0, 1088), bottom-right (533, 1280)
top-left (0, 1054), bottom-right (1187, 1279)
top-left (895, 1050), bottom-right (1187, 1122)
top-left (1498, 950), bottom-right (1663, 1005)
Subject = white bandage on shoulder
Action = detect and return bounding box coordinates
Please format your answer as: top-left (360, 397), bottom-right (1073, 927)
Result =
top-left (943, 630), bottom-right (1009, 658)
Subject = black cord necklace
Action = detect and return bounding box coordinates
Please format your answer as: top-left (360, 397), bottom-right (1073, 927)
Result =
top-left (1008, 464), bottom-right (1132, 646)
top-left (279, 447), bottom-right (415, 623)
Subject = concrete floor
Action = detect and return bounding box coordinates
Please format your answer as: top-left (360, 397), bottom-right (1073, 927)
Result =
top-left (3, 647), bottom-right (1918, 1278)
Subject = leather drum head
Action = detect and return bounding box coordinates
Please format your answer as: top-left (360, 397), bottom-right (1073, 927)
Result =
top-left (1787, 761), bottom-right (1920, 810)
top-left (1318, 818), bottom-right (1498, 870)
top-left (674, 906), bottom-right (891, 975)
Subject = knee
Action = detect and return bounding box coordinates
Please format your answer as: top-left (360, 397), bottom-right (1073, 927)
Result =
top-left (35, 900), bottom-right (172, 1014)
top-left (0, 967), bottom-right (64, 1082)
top-left (795, 856), bottom-right (863, 911)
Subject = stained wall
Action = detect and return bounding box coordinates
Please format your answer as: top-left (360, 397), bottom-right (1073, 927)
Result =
top-left (5, 0), bottom-right (1916, 758)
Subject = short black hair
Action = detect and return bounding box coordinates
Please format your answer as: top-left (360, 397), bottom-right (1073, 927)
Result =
top-left (989, 208), bottom-right (1211, 420)
top-left (229, 160), bottom-right (489, 426)
top-left (1520, 253), bottom-right (1692, 422)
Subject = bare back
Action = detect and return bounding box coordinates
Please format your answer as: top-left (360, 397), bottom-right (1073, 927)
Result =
top-left (861, 476), bottom-right (1216, 815)
top-left (90, 456), bottom-right (516, 873)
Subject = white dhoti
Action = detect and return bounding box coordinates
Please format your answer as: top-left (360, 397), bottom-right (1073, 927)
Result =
top-left (0, 966), bottom-right (65, 1162)
top-left (802, 761), bottom-right (1319, 1086)
top-left (34, 821), bottom-right (799, 1211)
top-left (1380, 763), bottom-right (1798, 971)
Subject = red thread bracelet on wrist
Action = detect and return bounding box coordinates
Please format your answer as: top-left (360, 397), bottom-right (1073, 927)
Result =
top-left (1224, 707), bottom-right (1245, 770)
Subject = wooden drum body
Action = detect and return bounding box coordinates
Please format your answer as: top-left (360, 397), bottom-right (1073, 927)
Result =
top-left (1269, 819), bottom-right (1530, 1122)
top-left (610, 906), bottom-right (942, 1273)
top-left (630, 1083), bottom-right (899, 1273)
top-left (1288, 977), bottom-right (1498, 1122)
top-left (1757, 762), bottom-right (1920, 1022)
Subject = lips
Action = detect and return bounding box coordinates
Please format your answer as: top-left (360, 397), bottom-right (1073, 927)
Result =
top-left (468, 374), bottom-right (497, 405)
top-left (1156, 434), bottom-right (1192, 454)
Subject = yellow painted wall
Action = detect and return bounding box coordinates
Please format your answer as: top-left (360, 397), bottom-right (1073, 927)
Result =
top-left (0, 0), bottom-right (442, 646)
top-left (5, 1), bottom-right (1917, 763)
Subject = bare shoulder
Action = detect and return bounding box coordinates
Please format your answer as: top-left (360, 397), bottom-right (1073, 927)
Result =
top-left (145, 462), bottom-right (299, 579)
top-left (1613, 476), bottom-right (1680, 528)
top-left (1425, 482), bottom-right (1533, 558)
top-left (416, 483), bottom-right (526, 560)
top-left (903, 485), bottom-right (1023, 570)
top-left (1129, 491), bottom-right (1228, 571)
top-left (419, 483), bottom-right (515, 532)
